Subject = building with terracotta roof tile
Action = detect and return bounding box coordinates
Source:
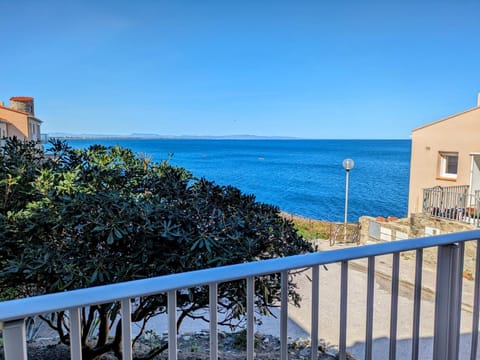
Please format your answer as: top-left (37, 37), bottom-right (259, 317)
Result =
top-left (0, 96), bottom-right (43, 142)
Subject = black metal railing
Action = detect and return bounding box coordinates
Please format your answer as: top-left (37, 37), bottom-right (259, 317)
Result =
top-left (423, 185), bottom-right (480, 226)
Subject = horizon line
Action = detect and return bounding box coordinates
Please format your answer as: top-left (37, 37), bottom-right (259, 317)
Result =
top-left (45, 133), bottom-right (411, 141)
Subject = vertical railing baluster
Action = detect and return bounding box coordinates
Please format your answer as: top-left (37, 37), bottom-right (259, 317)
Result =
top-left (449, 191), bottom-right (452, 215)
top-left (3, 319), bottom-right (27, 360)
top-left (69, 307), bottom-right (82, 360)
top-left (280, 271), bottom-right (288, 360)
top-left (168, 290), bottom-right (177, 360)
top-left (389, 252), bottom-right (400, 360)
top-left (445, 190), bottom-right (449, 212)
top-left (311, 265), bottom-right (320, 360)
top-left (471, 240), bottom-right (480, 360)
top-left (433, 243), bottom-right (464, 360)
top-left (339, 261), bottom-right (348, 360)
top-left (412, 248), bottom-right (423, 360)
top-left (209, 283), bottom-right (218, 360)
top-left (442, 191), bottom-right (445, 215)
top-left (121, 298), bottom-right (133, 360)
top-left (434, 245), bottom-right (451, 360)
top-left (365, 256), bottom-right (375, 360)
top-left (449, 242), bottom-right (464, 360)
top-left (246, 276), bottom-right (255, 360)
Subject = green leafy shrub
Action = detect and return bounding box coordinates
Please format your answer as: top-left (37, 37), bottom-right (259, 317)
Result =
top-left (0, 138), bottom-right (313, 359)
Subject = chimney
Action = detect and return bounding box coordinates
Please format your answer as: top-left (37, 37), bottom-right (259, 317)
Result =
top-left (0, 100), bottom-right (4, 107)
top-left (9, 96), bottom-right (34, 116)
top-left (478, 93), bottom-right (480, 107)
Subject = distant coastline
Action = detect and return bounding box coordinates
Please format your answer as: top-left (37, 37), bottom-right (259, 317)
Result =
top-left (46, 133), bottom-right (409, 141)
top-left (46, 133), bottom-right (298, 141)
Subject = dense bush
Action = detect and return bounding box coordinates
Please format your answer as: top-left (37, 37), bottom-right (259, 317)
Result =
top-left (0, 138), bottom-right (313, 359)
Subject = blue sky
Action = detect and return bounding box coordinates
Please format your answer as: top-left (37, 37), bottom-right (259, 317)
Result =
top-left (1, 0), bottom-right (479, 139)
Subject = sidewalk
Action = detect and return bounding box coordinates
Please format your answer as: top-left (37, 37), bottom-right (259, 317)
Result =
top-left (143, 240), bottom-right (478, 359)
top-left (284, 240), bottom-right (479, 359)
top-left (315, 240), bottom-right (477, 313)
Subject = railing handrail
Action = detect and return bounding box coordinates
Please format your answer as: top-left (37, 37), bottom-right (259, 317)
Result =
top-left (1, 230), bottom-right (480, 325)
top-left (423, 185), bottom-right (470, 192)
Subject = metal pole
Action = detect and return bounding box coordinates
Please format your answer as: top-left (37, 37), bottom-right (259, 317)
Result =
top-left (344, 169), bottom-right (350, 242)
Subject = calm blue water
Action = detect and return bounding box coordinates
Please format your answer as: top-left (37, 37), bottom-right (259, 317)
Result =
top-left (62, 139), bottom-right (411, 222)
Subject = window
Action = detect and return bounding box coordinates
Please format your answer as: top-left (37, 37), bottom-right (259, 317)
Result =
top-left (439, 152), bottom-right (458, 179)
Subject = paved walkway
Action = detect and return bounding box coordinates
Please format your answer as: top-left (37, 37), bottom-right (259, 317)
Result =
top-left (282, 240), bottom-right (480, 359)
top-left (145, 240), bottom-right (480, 359)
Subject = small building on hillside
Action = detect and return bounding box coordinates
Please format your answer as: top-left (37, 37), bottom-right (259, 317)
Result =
top-left (359, 93), bottom-right (480, 244)
top-left (0, 96), bottom-right (43, 142)
top-left (408, 92), bottom-right (480, 226)
top-left (360, 93), bottom-right (480, 244)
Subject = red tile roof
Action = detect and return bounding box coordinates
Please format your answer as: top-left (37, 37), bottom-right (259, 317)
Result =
top-left (10, 96), bottom-right (34, 102)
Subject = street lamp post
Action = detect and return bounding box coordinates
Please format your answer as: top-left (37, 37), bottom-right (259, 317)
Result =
top-left (342, 158), bottom-right (354, 242)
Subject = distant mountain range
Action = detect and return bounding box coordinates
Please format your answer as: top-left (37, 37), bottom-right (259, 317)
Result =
top-left (46, 133), bottom-right (298, 140)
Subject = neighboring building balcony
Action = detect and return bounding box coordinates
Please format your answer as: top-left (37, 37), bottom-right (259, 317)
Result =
top-left (39, 133), bottom-right (49, 144)
top-left (1, 231), bottom-right (480, 360)
top-left (423, 185), bottom-right (480, 226)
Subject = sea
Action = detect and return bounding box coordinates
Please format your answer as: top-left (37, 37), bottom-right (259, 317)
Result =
top-left (62, 139), bottom-right (411, 222)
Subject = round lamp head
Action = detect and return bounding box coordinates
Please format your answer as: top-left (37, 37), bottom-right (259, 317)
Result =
top-left (342, 158), bottom-right (354, 171)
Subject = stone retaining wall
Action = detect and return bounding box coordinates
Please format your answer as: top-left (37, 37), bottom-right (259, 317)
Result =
top-left (359, 213), bottom-right (476, 244)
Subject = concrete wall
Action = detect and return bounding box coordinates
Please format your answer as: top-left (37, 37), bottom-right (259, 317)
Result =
top-left (359, 216), bottom-right (411, 244)
top-left (0, 121), bottom-right (6, 138)
top-left (359, 214), bottom-right (475, 244)
top-left (28, 118), bottom-right (42, 141)
top-left (0, 107), bottom-right (29, 139)
top-left (408, 213), bottom-right (475, 237)
top-left (6, 123), bottom-right (26, 139)
top-left (408, 103), bottom-right (480, 215)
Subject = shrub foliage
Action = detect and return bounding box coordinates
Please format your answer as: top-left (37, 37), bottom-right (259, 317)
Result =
top-left (0, 139), bottom-right (313, 359)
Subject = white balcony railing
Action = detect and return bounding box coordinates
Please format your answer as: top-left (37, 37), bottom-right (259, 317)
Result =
top-left (38, 133), bottom-right (49, 144)
top-left (1, 230), bottom-right (480, 360)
